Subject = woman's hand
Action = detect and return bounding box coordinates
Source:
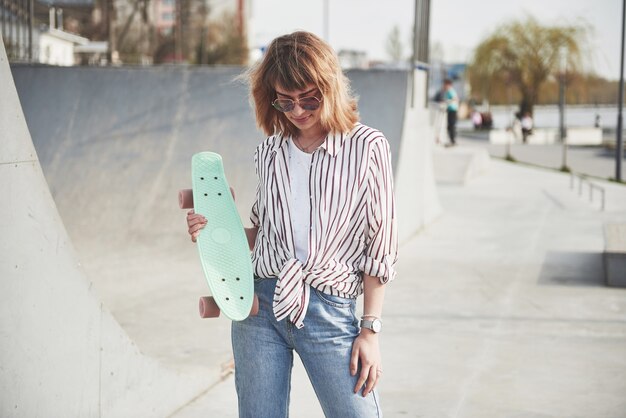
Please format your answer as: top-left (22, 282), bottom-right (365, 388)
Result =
top-left (186, 209), bottom-right (207, 242)
top-left (186, 187), bottom-right (235, 242)
top-left (350, 330), bottom-right (382, 397)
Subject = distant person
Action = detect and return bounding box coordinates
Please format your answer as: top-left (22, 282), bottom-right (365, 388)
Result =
top-left (472, 110), bottom-right (483, 130)
top-left (186, 31), bottom-right (397, 417)
top-left (595, 113), bottom-right (601, 129)
top-left (521, 111), bottom-right (533, 144)
top-left (433, 87), bottom-right (447, 144)
top-left (443, 78), bottom-right (459, 146)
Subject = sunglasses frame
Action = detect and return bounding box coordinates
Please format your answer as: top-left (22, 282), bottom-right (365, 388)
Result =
top-left (271, 95), bottom-right (323, 113)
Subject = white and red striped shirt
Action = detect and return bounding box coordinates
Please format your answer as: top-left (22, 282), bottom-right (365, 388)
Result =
top-left (250, 123), bottom-right (398, 328)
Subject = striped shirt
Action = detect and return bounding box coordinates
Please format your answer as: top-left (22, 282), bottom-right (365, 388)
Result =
top-left (250, 123), bottom-right (398, 328)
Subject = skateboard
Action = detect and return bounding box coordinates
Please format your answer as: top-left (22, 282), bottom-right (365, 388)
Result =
top-left (179, 152), bottom-right (258, 320)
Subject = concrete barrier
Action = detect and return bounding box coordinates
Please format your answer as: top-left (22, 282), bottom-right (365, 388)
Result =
top-left (604, 224), bottom-right (626, 287)
top-left (0, 38), bottom-right (205, 417)
top-left (490, 127), bottom-right (603, 145)
top-left (433, 147), bottom-right (490, 184)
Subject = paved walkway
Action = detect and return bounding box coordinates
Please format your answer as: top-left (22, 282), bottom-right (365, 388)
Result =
top-left (171, 155), bottom-right (626, 417)
top-left (459, 133), bottom-right (625, 181)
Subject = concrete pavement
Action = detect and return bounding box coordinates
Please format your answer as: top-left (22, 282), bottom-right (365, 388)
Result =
top-left (173, 153), bottom-right (626, 417)
top-left (459, 132), bottom-right (625, 181)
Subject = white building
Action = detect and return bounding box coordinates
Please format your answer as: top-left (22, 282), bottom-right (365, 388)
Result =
top-left (39, 28), bottom-right (88, 66)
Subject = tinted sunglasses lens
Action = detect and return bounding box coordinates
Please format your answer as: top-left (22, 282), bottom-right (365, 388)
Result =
top-left (300, 98), bottom-right (320, 110)
top-left (272, 99), bottom-right (294, 112)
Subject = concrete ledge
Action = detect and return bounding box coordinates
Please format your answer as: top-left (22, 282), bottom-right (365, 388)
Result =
top-left (489, 127), bottom-right (603, 145)
top-left (604, 224), bottom-right (626, 287)
top-left (433, 146), bottom-right (490, 185)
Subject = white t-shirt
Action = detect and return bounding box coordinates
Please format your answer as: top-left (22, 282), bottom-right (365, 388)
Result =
top-left (288, 138), bottom-right (313, 263)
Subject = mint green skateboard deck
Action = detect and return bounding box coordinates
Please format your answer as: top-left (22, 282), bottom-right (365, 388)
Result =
top-left (191, 152), bottom-right (254, 321)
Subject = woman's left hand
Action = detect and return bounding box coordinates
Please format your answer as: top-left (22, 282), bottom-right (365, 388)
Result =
top-left (350, 330), bottom-right (382, 397)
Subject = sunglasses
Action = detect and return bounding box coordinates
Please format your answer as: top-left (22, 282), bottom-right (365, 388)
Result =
top-left (271, 95), bottom-right (323, 112)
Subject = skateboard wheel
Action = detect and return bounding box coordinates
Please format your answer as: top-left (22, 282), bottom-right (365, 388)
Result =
top-left (249, 294), bottom-right (259, 316)
top-left (199, 296), bottom-right (220, 318)
top-left (179, 189), bottom-right (194, 209)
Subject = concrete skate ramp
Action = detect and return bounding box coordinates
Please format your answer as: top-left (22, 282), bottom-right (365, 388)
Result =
top-left (3, 59), bottom-right (439, 415)
top-left (0, 40), bottom-right (204, 417)
top-left (10, 64), bottom-right (434, 266)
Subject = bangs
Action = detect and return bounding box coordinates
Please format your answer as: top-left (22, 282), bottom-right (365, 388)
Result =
top-left (263, 40), bottom-right (321, 94)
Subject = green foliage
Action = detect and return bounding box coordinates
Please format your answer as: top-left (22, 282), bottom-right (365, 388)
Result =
top-left (468, 16), bottom-right (588, 113)
top-left (195, 11), bottom-right (248, 65)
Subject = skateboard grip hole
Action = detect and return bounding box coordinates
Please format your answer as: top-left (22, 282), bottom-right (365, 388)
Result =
top-left (236, 277), bottom-right (240, 281)
top-left (204, 193), bottom-right (208, 196)
top-left (214, 176), bottom-right (218, 179)
top-left (240, 297), bottom-right (244, 300)
top-left (221, 278), bottom-right (226, 282)
top-left (218, 193), bottom-right (222, 196)
top-left (226, 297), bottom-right (230, 301)
top-left (200, 177), bottom-right (204, 180)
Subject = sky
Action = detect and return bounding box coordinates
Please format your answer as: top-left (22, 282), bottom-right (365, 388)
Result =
top-left (247, 0), bottom-right (623, 80)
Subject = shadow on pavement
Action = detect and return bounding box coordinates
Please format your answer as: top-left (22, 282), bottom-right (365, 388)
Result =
top-left (537, 251), bottom-right (605, 287)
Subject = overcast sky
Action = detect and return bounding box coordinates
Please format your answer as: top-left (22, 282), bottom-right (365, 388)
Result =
top-left (247, 0), bottom-right (622, 80)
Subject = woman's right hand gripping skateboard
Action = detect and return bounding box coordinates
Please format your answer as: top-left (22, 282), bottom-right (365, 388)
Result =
top-left (186, 210), bottom-right (207, 243)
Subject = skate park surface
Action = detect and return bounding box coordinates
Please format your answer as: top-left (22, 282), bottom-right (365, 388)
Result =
top-left (3, 37), bottom-right (626, 417)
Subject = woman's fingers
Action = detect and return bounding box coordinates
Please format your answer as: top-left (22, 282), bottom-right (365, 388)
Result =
top-left (186, 209), bottom-right (207, 242)
top-left (350, 345), bottom-right (360, 377)
top-left (362, 365), bottom-right (379, 397)
top-left (353, 364), bottom-right (381, 397)
top-left (354, 365), bottom-right (368, 394)
top-left (187, 215), bottom-right (206, 228)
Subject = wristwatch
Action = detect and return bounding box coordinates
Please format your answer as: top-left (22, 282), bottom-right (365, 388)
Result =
top-left (359, 317), bottom-right (382, 333)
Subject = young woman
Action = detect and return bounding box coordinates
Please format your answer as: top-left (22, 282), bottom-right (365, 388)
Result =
top-left (187, 31), bottom-right (398, 418)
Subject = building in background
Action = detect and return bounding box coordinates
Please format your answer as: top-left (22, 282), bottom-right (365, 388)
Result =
top-left (39, 26), bottom-right (87, 65)
top-left (338, 49), bottom-right (368, 69)
top-left (1, 0), bottom-right (97, 62)
top-left (153, 0), bottom-right (175, 36)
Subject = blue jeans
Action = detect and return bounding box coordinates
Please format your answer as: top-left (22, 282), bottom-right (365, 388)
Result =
top-left (231, 276), bottom-right (383, 418)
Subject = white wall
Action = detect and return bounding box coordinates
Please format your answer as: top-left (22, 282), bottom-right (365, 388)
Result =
top-left (39, 33), bottom-right (75, 66)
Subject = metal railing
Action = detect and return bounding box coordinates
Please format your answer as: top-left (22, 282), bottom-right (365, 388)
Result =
top-left (570, 173), bottom-right (605, 210)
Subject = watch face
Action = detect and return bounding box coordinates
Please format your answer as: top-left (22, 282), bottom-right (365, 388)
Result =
top-left (372, 319), bottom-right (382, 333)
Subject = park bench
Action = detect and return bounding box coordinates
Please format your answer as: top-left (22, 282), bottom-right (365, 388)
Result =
top-left (604, 224), bottom-right (626, 287)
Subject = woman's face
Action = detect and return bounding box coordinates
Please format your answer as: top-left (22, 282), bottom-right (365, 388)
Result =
top-left (274, 84), bottom-right (323, 135)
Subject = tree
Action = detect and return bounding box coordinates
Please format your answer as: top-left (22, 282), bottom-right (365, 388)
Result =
top-left (195, 11), bottom-right (248, 65)
top-left (386, 25), bottom-right (403, 63)
top-left (468, 16), bottom-right (588, 115)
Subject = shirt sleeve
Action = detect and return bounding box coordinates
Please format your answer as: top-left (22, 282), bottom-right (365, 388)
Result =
top-left (249, 148), bottom-right (260, 228)
top-left (250, 184), bottom-right (260, 227)
top-left (361, 136), bottom-right (398, 284)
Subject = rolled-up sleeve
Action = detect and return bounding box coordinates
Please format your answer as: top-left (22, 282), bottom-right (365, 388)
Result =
top-left (361, 137), bottom-right (398, 284)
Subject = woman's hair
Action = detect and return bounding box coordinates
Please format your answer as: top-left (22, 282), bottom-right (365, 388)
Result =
top-left (246, 31), bottom-right (359, 138)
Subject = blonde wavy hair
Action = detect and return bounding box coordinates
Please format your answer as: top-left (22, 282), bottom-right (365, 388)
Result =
top-left (246, 31), bottom-right (359, 138)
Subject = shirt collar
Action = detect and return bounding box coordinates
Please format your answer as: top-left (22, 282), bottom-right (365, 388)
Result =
top-left (271, 125), bottom-right (356, 157)
top-left (318, 131), bottom-right (346, 157)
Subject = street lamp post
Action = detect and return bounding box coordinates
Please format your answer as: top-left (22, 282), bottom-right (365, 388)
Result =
top-left (322, 0), bottom-right (329, 42)
top-left (617, 0), bottom-right (625, 182)
top-left (559, 46), bottom-right (569, 172)
top-left (506, 81), bottom-right (513, 161)
top-left (411, 0), bottom-right (430, 108)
